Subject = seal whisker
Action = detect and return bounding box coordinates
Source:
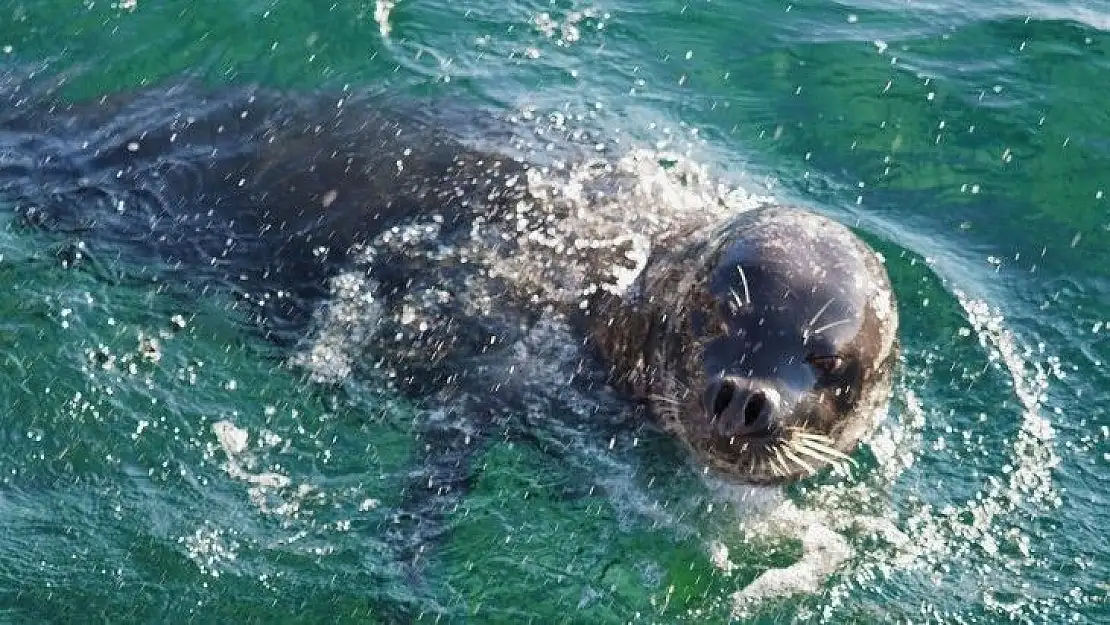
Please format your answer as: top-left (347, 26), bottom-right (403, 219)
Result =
top-left (781, 444), bottom-right (816, 475)
top-left (794, 437), bottom-right (858, 467)
top-left (812, 318), bottom-right (853, 336)
top-left (790, 441), bottom-right (854, 476)
top-left (789, 433), bottom-right (833, 447)
top-left (789, 441), bottom-right (835, 465)
top-left (735, 265), bottom-right (751, 305)
top-left (806, 297), bottom-right (836, 335)
top-left (790, 430), bottom-right (837, 443)
top-left (767, 457), bottom-right (784, 478)
top-left (790, 433), bottom-right (838, 450)
top-left (771, 445), bottom-right (794, 477)
top-left (789, 434), bottom-right (840, 458)
top-left (762, 446), bottom-right (787, 477)
top-left (728, 287), bottom-right (745, 311)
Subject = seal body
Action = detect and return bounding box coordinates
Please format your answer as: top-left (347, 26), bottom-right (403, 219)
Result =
top-left (1, 81), bottom-right (535, 364)
top-left (0, 78), bottom-right (899, 487)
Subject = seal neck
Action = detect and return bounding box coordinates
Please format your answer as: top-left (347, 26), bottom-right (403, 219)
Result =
top-left (576, 226), bottom-right (713, 400)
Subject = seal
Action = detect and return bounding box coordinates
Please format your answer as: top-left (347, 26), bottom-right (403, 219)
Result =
top-left (0, 78), bottom-right (898, 489)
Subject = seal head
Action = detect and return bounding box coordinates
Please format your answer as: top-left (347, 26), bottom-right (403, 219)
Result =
top-left (592, 207), bottom-right (898, 485)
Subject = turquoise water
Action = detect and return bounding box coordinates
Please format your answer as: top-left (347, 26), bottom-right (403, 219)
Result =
top-left (1, 0), bottom-right (1108, 622)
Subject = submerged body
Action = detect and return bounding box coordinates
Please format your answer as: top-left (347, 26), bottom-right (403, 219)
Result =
top-left (0, 77), bottom-right (898, 489)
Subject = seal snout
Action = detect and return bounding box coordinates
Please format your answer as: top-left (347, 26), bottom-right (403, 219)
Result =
top-left (703, 376), bottom-right (780, 438)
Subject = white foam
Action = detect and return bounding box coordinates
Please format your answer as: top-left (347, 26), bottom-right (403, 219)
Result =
top-left (213, 420), bottom-right (291, 489)
top-left (730, 501), bottom-right (854, 618)
top-left (489, 146), bottom-right (771, 304)
top-left (179, 521), bottom-right (240, 578)
top-left (289, 269), bottom-right (382, 384)
top-left (531, 7), bottom-right (609, 49)
top-left (211, 419), bottom-right (320, 520)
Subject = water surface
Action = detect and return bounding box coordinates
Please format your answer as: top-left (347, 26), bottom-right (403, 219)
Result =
top-left (0, 0), bottom-right (1107, 622)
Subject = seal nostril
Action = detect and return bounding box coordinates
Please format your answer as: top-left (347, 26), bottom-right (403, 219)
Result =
top-left (743, 391), bottom-right (767, 427)
top-left (712, 380), bottom-right (735, 417)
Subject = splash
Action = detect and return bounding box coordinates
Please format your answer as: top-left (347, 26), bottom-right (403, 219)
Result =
top-left (290, 264), bottom-right (382, 385)
top-left (493, 146), bottom-right (771, 305)
top-left (287, 141), bottom-right (771, 388)
top-left (868, 292), bottom-right (1062, 588)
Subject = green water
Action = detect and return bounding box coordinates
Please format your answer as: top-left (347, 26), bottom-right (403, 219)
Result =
top-left (1, 0), bottom-right (1107, 622)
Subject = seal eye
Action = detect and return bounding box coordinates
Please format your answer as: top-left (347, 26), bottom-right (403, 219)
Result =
top-left (806, 354), bottom-right (844, 376)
